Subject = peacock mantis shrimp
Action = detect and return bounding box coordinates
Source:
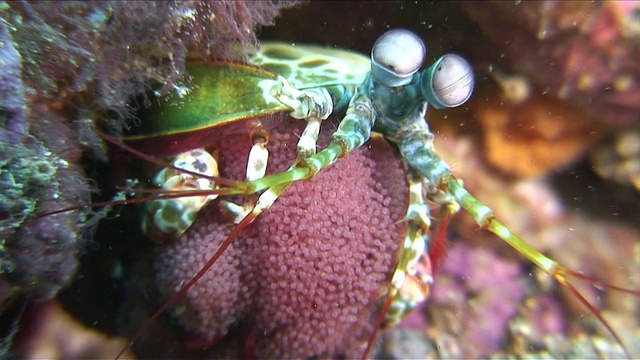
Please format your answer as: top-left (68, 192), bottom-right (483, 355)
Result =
top-left (47, 29), bottom-right (639, 358)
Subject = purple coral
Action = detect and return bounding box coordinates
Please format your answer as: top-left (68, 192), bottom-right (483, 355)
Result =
top-left (426, 241), bottom-right (529, 357)
top-left (0, 18), bottom-right (89, 312)
top-left (0, 23), bottom-right (27, 144)
top-left (152, 116), bottom-right (409, 358)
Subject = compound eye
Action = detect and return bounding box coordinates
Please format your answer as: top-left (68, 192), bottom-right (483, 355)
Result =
top-left (421, 54), bottom-right (474, 108)
top-left (371, 29), bottom-right (426, 87)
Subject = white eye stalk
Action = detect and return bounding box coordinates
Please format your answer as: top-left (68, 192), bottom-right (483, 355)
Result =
top-left (370, 29), bottom-right (474, 108)
top-left (421, 53), bottom-right (474, 109)
top-left (371, 29), bottom-right (426, 87)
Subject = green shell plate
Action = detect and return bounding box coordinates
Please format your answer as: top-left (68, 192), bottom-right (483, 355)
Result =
top-left (124, 43), bottom-right (370, 156)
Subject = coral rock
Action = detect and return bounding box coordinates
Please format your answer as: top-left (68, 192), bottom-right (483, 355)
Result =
top-left (462, 1), bottom-right (640, 125)
top-left (475, 71), bottom-right (600, 178)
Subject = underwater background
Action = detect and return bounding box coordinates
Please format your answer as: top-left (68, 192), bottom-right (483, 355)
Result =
top-left (1, 1), bottom-right (639, 358)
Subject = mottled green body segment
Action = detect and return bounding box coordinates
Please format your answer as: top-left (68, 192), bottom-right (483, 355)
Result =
top-left (252, 43), bottom-right (370, 90)
top-left (125, 43), bottom-right (370, 156)
top-left (253, 42), bottom-right (370, 113)
top-left (126, 63), bottom-right (288, 141)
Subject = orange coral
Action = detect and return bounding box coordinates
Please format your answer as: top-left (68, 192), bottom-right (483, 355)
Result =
top-left (13, 300), bottom-right (133, 359)
top-left (475, 72), bottom-right (600, 177)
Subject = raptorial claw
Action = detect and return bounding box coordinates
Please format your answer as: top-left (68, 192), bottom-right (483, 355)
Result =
top-left (141, 149), bottom-right (219, 243)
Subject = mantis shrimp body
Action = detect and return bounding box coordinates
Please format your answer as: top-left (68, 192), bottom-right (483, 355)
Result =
top-left (63, 29), bottom-right (638, 358)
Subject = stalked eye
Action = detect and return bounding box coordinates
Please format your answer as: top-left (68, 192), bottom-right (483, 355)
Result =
top-left (371, 29), bottom-right (426, 87)
top-left (420, 54), bottom-right (474, 109)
